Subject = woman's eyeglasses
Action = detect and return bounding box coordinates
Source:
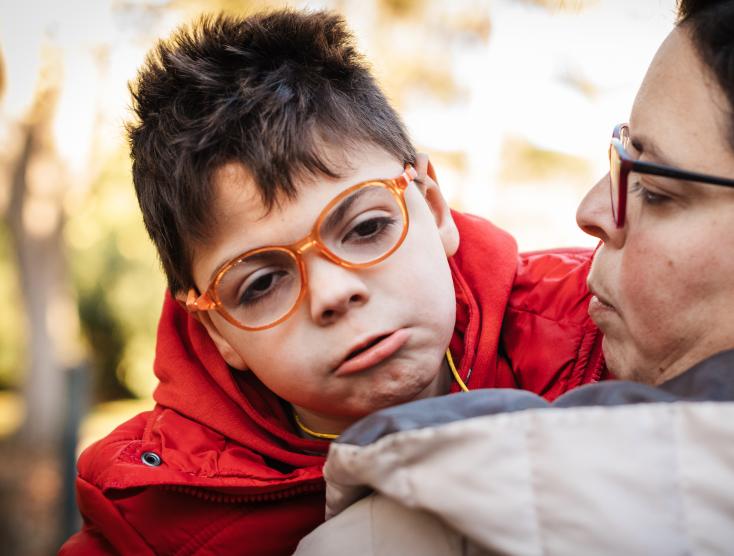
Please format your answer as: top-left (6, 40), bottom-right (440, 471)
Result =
top-left (609, 123), bottom-right (734, 227)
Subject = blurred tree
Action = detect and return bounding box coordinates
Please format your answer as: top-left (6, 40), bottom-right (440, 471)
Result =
top-left (66, 147), bottom-right (166, 400)
top-left (521, 0), bottom-right (595, 11)
top-left (172, 0), bottom-right (278, 19)
top-left (77, 286), bottom-right (133, 400)
top-left (3, 62), bottom-right (83, 445)
top-left (499, 135), bottom-right (592, 183)
top-left (0, 44), bottom-right (4, 95)
top-left (0, 0), bottom-right (168, 444)
top-left (0, 222), bottom-right (25, 390)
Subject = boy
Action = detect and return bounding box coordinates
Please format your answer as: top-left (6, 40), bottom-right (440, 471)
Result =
top-left (61, 9), bottom-right (605, 555)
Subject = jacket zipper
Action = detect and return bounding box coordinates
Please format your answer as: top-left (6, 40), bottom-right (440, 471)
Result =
top-left (164, 480), bottom-right (324, 504)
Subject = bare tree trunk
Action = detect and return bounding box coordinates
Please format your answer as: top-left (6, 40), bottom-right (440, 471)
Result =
top-left (0, 42), bottom-right (87, 556)
top-left (5, 94), bottom-right (79, 447)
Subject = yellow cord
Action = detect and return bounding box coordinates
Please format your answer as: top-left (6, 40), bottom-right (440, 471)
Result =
top-left (446, 348), bottom-right (469, 392)
top-left (293, 348), bottom-right (468, 440)
top-left (293, 411), bottom-right (339, 440)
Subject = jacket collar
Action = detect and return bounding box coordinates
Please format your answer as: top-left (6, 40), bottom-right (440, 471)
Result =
top-left (659, 348), bottom-right (734, 401)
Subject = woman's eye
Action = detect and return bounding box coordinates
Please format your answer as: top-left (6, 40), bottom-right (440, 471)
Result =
top-left (630, 183), bottom-right (670, 205)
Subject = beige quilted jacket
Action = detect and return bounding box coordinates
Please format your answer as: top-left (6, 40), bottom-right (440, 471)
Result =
top-left (296, 350), bottom-right (734, 555)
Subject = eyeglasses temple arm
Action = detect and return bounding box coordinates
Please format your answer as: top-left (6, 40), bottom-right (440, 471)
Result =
top-left (185, 288), bottom-right (217, 312)
top-left (403, 165), bottom-right (418, 187)
top-left (632, 159), bottom-right (734, 188)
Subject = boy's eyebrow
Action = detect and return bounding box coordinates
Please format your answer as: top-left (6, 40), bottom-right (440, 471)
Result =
top-left (208, 249), bottom-right (261, 282)
top-left (320, 187), bottom-right (367, 236)
top-left (209, 256), bottom-right (233, 283)
top-left (208, 244), bottom-right (258, 282)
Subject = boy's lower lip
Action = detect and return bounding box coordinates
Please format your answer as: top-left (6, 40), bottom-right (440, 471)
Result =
top-left (334, 329), bottom-right (410, 376)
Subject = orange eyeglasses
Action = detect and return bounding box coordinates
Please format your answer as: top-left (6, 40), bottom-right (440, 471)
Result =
top-left (184, 165), bottom-right (417, 330)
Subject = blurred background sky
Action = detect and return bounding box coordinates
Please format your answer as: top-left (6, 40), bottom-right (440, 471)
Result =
top-left (0, 0), bottom-right (676, 553)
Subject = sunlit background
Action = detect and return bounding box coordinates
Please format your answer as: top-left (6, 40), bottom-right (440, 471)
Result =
top-left (0, 0), bottom-right (676, 553)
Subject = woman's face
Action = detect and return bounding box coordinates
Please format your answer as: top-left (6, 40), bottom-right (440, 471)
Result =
top-left (576, 26), bottom-right (734, 385)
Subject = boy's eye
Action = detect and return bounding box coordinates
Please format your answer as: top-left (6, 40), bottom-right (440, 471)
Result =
top-left (239, 268), bottom-right (291, 304)
top-left (343, 215), bottom-right (395, 243)
top-left (350, 218), bottom-right (381, 238)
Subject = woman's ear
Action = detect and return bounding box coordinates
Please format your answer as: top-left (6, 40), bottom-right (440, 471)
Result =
top-left (174, 290), bottom-right (249, 371)
top-left (414, 154), bottom-right (460, 257)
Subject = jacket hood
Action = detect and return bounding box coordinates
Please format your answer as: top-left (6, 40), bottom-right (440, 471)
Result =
top-left (152, 291), bottom-right (329, 466)
top-left (77, 295), bottom-right (327, 494)
top-left (446, 211), bottom-right (518, 390)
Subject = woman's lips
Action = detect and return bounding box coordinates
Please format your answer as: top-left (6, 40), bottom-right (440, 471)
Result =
top-left (334, 329), bottom-right (410, 376)
top-left (588, 294), bottom-right (616, 318)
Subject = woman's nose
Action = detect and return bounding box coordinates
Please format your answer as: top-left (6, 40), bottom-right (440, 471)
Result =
top-left (305, 255), bottom-right (370, 326)
top-left (576, 173), bottom-right (625, 248)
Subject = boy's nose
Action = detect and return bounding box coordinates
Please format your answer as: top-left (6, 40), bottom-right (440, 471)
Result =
top-left (576, 173), bottom-right (626, 249)
top-left (305, 256), bottom-right (370, 326)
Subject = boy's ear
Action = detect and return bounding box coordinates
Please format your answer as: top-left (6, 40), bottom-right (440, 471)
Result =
top-left (414, 154), bottom-right (460, 257)
top-left (174, 290), bottom-right (249, 371)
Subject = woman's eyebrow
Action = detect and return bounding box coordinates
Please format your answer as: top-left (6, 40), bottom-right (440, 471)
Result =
top-left (631, 133), bottom-right (675, 167)
top-left (631, 132), bottom-right (714, 193)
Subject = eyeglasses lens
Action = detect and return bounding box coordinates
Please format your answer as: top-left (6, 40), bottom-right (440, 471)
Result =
top-left (609, 143), bottom-right (622, 225)
top-left (318, 184), bottom-right (405, 264)
top-left (217, 250), bottom-right (302, 329)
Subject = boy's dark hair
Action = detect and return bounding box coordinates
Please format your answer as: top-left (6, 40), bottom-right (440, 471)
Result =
top-left (128, 10), bottom-right (416, 294)
top-left (677, 0), bottom-right (734, 149)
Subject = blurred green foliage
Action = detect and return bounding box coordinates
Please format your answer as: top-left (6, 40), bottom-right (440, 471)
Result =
top-left (522, 0), bottom-right (595, 11)
top-left (66, 146), bottom-right (165, 401)
top-left (499, 135), bottom-right (593, 184)
top-left (0, 223), bottom-right (25, 389)
top-left (379, 0), bottom-right (426, 17)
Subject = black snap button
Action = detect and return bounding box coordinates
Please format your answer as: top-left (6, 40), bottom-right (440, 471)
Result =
top-left (141, 451), bottom-right (162, 467)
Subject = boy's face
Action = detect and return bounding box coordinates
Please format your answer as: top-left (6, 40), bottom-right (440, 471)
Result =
top-left (188, 145), bottom-right (459, 432)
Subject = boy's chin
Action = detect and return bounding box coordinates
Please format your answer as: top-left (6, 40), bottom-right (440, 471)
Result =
top-left (341, 368), bottom-right (449, 417)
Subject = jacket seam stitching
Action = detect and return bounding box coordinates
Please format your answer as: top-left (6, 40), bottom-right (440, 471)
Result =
top-left (504, 306), bottom-right (596, 398)
top-left (564, 326), bottom-right (597, 393)
top-left (449, 257), bottom-right (478, 382)
top-left (672, 407), bottom-right (694, 555)
top-left (76, 476), bottom-right (157, 555)
top-left (176, 509), bottom-right (248, 556)
top-left (525, 415), bottom-right (546, 556)
top-left (504, 304), bottom-right (592, 325)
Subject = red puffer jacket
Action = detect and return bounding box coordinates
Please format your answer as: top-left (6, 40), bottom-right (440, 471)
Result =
top-left (60, 211), bottom-right (606, 555)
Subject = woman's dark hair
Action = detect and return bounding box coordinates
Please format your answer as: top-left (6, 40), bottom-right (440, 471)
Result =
top-left (128, 10), bottom-right (416, 294)
top-left (677, 0), bottom-right (734, 148)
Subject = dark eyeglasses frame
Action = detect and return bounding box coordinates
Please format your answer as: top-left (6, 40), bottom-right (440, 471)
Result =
top-left (609, 123), bottom-right (734, 228)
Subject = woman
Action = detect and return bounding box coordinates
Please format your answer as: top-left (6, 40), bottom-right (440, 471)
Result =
top-left (295, 0), bottom-right (734, 553)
